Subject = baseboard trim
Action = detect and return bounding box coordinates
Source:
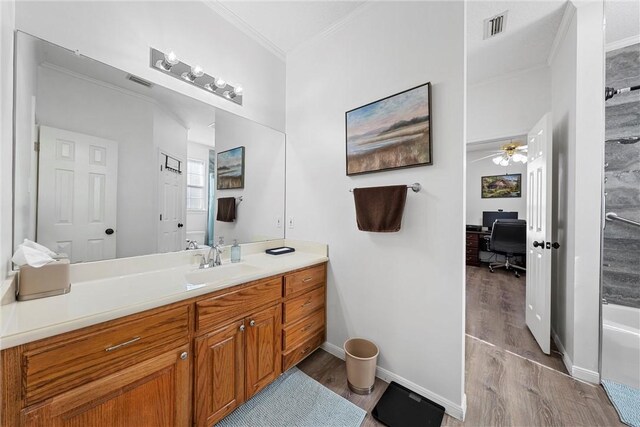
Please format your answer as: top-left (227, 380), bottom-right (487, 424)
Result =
top-left (321, 342), bottom-right (466, 421)
top-left (551, 329), bottom-right (600, 384)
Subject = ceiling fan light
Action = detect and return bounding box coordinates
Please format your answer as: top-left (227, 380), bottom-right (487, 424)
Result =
top-left (492, 156), bottom-right (502, 165)
top-left (499, 158), bottom-right (510, 167)
top-left (513, 153), bottom-right (526, 163)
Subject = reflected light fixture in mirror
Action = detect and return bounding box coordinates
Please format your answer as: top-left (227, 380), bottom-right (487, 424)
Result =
top-left (150, 47), bottom-right (243, 106)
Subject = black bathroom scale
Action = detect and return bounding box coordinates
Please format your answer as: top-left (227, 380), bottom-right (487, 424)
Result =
top-left (372, 381), bottom-right (445, 427)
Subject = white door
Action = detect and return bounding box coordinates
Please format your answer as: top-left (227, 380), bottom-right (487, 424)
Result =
top-left (158, 152), bottom-right (185, 252)
top-left (37, 126), bottom-right (118, 263)
top-left (525, 113), bottom-right (553, 354)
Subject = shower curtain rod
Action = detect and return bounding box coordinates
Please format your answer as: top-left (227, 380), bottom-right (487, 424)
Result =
top-left (605, 85), bottom-right (640, 100)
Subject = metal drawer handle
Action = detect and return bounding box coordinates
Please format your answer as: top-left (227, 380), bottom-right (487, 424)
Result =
top-left (105, 336), bottom-right (141, 352)
top-left (302, 298), bottom-right (313, 307)
top-left (302, 277), bottom-right (313, 283)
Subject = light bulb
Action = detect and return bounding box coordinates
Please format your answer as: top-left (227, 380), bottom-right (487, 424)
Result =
top-left (156, 50), bottom-right (179, 71)
top-left (512, 153), bottom-right (526, 163)
top-left (234, 84), bottom-right (243, 95)
top-left (191, 65), bottom-right (204, 77)
top-left (164, 51), bottom-right (178, 65)
top-left (499, 158), bottom-right (510, 167)
top-left (492, 156), bottom-right (502, 165)
top-left (214, 77), bottom-right (226, 88)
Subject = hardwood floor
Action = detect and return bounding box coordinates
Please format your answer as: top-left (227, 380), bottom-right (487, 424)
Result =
top-left (295, 265), bottom-right (622, 426)
top-left (466, 265), bottom-right (567, 373)
top-left (298, 344), bottom-right (623, 427)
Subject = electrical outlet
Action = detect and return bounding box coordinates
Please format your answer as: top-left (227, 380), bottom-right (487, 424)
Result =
top-left (276, 216), bottom-right (282, 228)
top-left (288, 216), bottom-right (294, 229)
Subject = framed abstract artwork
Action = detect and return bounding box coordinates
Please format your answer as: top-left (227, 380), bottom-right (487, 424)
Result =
top-left (346, 82), bottom-right (432, 175)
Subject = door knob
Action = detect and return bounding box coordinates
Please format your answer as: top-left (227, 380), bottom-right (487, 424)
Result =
top-left (239, 324), bottom-right (245, 332)
top-left (533, 240), bottom-right (544, 248)
top-left (180, 351), bottom-right (188, 360)
top-left (552, 242), bottom-right (560, 249)
top-left (250, 320), bottom-right (256, 327)
top-left (177, 223), bottom-right (184, 228)
top-left (105, 228), bottom-right (114, 235)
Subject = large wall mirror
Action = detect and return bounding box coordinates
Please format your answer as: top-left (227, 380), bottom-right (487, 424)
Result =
top-left (13, 31), bottom-right (286, 264)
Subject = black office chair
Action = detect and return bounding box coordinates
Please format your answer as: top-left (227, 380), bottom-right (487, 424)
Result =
top-left (488, 219), bottom-right (526, 278)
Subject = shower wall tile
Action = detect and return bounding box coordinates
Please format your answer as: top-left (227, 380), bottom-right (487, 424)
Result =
top-left (603, 43), bottom-right (640, 309)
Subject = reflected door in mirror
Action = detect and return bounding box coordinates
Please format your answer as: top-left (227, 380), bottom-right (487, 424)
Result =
top-left (37, 126), bottom-right (118, 263)
top-left (158, 152), bottom-right (185, 252)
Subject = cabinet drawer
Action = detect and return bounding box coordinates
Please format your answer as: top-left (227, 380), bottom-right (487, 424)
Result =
top-left (197, 277), bottom-right (282, 332)
top-left (282, 331), bottom-right (324, 371)
top-left (284, 264), bottom-right (326, 297)
top-left (466, 233), bottom-right (478, 242)
top-left (24, 305), bottom-right (190, 405)
top-left (283, 286), bottom-right (325, 324)
top-left (466, 239), bottom-right (478, 249)
top-left (466, 246), bottom-right (478, 255)
top-left (282, 308), bottom-right (325, 351)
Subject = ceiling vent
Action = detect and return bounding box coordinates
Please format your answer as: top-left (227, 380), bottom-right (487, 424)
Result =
top-left (126, 74), bottom-right (153, 88)
top-left (483, 11), bottom-right (508, 39)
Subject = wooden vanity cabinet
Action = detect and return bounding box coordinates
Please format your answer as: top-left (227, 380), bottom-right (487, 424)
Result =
top-left (1, 262), bottom-right (327, 427)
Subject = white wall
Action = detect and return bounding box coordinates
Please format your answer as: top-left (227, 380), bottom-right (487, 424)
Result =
top-left (550, 1), bottom-right (604, 381)
top-left (14, 1), bottom-right (286, 132)
top-left (214, 109), bottom-right (285, 245)
top-left (467, 66), bottom-right (551, 143)
top-left (466, 151), bottom-right (527, 225)
top-left (285, 1), bottom-right (466, 418)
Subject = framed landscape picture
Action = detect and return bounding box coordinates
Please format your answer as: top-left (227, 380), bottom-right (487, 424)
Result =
top-left (481, 174), bottom-right (522, 198)
top-left (346, 82), bottom-right (432, 176)
top-left (217, 146), bottom-right (245, 190)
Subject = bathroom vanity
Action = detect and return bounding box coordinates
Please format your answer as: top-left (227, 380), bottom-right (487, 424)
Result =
top-left (0, 246), bottom-right (328, 426)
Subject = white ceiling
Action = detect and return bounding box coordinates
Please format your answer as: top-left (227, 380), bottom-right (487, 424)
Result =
top-left (605, 0), bottom-right (640, 46)
top-left (209, 0), bottom-right (367, 58)
top-left (467, 1), bottom-right (567, 84)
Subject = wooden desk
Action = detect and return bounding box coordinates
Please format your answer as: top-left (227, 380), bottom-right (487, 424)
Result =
top-left (466, 230), bottom-right (490, 266)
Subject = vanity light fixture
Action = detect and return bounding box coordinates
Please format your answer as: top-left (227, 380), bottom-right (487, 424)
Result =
top-left (149, 47), bottom-right (243, 106)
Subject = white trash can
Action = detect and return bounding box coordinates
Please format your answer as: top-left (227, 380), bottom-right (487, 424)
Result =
top-left (344, 338), bottom-right (379, 394)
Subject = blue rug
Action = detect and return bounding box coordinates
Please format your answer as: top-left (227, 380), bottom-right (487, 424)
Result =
top-left (217, 367), bottom-right (366, 427)
top-left (602, 379), bottom-right (640, 427)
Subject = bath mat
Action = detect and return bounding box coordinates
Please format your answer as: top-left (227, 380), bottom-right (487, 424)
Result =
top-left (216, 367), bottom-right (366, 427)
top-left (602, 379), bottom-right (640, 427)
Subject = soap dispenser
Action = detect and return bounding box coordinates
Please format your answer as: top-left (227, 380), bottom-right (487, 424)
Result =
top-left (231, 239), bottom-right (241, 263)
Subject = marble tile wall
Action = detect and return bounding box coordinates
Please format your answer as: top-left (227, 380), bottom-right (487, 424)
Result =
top-left (603, 43), bottom-right (640, 308)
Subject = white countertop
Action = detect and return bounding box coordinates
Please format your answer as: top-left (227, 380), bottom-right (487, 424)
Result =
top-left (0, 245), bottom-right (328, 350)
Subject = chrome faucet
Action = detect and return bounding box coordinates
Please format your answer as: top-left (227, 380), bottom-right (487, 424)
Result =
top-left (206, 237), bottom-right (224, 268)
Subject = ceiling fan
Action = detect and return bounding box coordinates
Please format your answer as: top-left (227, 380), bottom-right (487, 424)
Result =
top-left (471, 141), bottom-right (528, 166)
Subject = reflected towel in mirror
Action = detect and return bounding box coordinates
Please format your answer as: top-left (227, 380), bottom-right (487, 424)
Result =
top-left (217, 197), bottom-right (237, 222)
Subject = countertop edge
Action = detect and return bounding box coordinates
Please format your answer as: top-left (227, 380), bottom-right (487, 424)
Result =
top-left (0, 255), bottom-right (329, 350)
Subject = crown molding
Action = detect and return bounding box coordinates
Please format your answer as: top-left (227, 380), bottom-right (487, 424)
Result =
top-left (547, 2), bottom-right (576, 66)
top-left (606, 34), bottom-right (640, 52)
top-left (287, 1), bottom-right (373, 57)
top-left (201, 0), bottom-right (286, 62)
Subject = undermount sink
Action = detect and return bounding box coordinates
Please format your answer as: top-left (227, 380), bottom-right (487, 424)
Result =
top-left (185, 263), bottom-right (263, 285)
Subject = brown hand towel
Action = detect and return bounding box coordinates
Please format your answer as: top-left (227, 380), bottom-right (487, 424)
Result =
top-left (353, 185), bottom-right (408, 232)
top-left (216, 197), bottom-right (236, 222)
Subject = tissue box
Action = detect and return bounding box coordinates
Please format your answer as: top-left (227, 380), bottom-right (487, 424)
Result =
top-left (17, 259), bottom-right (71, 301)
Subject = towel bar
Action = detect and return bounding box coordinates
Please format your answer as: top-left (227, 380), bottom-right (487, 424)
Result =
top-left (349, 183), bottom-right (421, 193)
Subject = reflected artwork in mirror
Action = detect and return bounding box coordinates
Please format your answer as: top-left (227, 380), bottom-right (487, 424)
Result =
top-left (12, 31), bottom-right (286, 265)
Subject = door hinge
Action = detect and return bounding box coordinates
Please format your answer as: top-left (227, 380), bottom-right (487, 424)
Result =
top-left (160, 165), bottom-right (163, 171)
top-left (34, 141), bottom-right (40, 152)
top-left (160, 214), bottom-right (163, 221)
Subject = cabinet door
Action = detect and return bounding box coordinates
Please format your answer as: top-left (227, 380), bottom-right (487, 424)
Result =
top-left (245, 304), bottom-right (282, 399)
top-left (21, 345), bottom-right (191, 427)
top-left (194, 320), bottom-right (245, 427)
